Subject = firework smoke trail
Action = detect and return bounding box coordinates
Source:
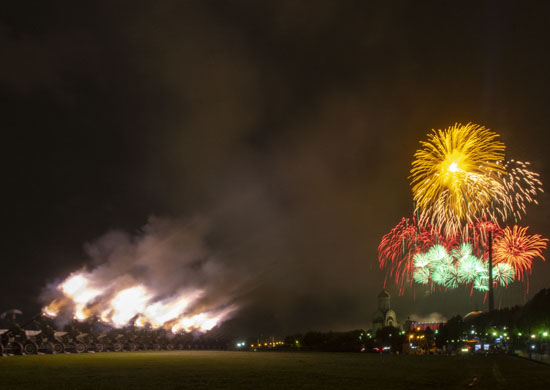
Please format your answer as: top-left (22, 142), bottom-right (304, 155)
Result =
top-left (493, 225), bottom-right (548, 281)
top-left (410, 123), bottom-right (507, 236)
top-left (42, 217), bottom-right (240, 333)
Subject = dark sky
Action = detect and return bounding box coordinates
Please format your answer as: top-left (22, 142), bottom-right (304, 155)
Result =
top-left (2, 1), bottom-right (550, 335)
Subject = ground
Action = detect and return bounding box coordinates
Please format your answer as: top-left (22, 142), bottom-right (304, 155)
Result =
top-left (0, 351), bottom-right (549, 389)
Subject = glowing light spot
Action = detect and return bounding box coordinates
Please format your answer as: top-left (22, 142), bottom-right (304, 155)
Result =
top-left (143, 294), bottom-right (199, 328)
top-left (448, 162), bottom-right (459, 173)
top-left (110, 286), bottom-right (151, 327)
top-left (60, 274), bottom-right (100, 306)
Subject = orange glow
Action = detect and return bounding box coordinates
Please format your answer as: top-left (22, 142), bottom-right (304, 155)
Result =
top-left (493, 225), bottom-right (548, 280)
top-left (43, 273), bottom-right (235, 332)
top-left (43, 297), bottom-right (69, 317)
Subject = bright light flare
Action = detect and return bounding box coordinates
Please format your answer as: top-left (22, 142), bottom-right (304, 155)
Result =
top-left (448, 162), bottom-right (459, 173)
top-left (171, 306), bottom-right (236, 333)
top-left (43, 298), bottom-right (67, 317)
top-left (42, 274), bottom-right (100, 319)
top-left (60, 273), bottom-right (100, 305)
top-left (43, 276), bottom-right (232, 333)
top-left (108, 286), bottom-right (151, 327)
top-left (142, 292), bottom-right (201, 328)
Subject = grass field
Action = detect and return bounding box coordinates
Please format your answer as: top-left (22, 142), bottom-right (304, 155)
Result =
top-left (0, 351), bottom-right (549, 389)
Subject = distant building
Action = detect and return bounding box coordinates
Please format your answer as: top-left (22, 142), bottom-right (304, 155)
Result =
top-left (404, 320), bottom-right (444, 332)
top-left (372, 289), bottom-right (399, 333)
top-left (403, 313), bottom-right (447, 332)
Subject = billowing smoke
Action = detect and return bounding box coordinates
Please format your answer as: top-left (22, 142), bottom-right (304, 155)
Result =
top-left (41, 216), bottom-right (240, 332)
top-left (6, 1), bottom-right (549, 336)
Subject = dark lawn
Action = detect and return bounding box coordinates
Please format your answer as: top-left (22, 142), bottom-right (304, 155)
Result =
top-left (0, 351), bottom-right (549, 389)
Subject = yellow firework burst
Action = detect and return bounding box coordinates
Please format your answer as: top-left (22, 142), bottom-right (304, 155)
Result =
top-left (410, 123), bottom-right (506, 234)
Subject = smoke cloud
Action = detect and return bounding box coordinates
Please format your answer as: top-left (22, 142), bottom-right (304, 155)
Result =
top-left (2, 1), bottom-right (550, 335)
top-left (41, 216), bottom-right (243, 330)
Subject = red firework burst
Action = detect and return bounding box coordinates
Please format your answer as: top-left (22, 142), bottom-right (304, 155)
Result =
top-left (378, 216), bottom-right (454, 292)
top-left (493, 225), bottom-right (548, 280)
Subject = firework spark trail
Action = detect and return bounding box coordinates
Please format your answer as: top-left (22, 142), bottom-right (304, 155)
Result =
top-left (457, 253), bottom-right (483, 284)
top-left (384, 239), bottom-right (522, 293)
top-left (493, 225), bottom-right (548, 281)
top-left (383, 227), bottom-right (545, 293)
top-left (416, 243), bottom-right (491, 292)
top-left (410, 123), bottom-right (506, 236)
top-left (378, 218), bottom-right (421, 292)
top-left (378, 220), bottom-right (496, 293)
top-left (413, 266), bottom-right (430, 285)
top-left (496, 160), bottom-right (544, 222)
top-left (378, 217), bottom-right (456, 292)
top-left (492, 263), bottom-right (515, 286)
top-left (463, 219), bottom-right (502, 260)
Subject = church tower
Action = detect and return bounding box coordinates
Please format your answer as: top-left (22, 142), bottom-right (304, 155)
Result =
top-left (378, 289), bottom-right (391, 312)
top-left (372, 289), bottom-right (399, 333)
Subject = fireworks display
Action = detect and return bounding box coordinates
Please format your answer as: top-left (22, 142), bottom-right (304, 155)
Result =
top-left (410, 123), bottom-right (506, 235)
top-left (410, 242), bottom-right (515, 291)
top-left (463, 218), bottom-right (502, 259)
top-left (378, 216), bottom-right (458, 293)
top-left (497, 160), bottom-right (544, 222)
top-left (379, 123), bottom-right (546, 294)
top-left (493, 225), bottom-right (548, 281)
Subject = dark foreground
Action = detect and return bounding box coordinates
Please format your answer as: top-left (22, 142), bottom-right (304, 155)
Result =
top-left (0, 351), bottom-right (549, 390)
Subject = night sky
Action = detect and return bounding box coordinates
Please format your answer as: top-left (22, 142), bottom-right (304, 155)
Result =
top-left (2, 1), bottom-right (550, 335)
